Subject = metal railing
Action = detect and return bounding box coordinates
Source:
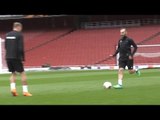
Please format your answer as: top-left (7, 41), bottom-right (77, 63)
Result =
top-left (82, 19), bottom-right (160, 29)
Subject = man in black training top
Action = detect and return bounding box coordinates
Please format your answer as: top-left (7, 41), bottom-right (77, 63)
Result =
top-left (110, 28), bottom-right (141, 89)
top-left (5, 22), bottom-right (32, 96)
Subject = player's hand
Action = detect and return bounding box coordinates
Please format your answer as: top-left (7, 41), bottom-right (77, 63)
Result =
top-left (129, 56), bottom-right (133, 59)
top-left (110, 54), bottom-right (115, 58)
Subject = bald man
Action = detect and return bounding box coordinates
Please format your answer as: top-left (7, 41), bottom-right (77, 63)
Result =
top-left (111, 28), bottom-right (141, 89)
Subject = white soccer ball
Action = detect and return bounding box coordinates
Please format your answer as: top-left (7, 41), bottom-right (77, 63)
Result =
top-left (103, 82), bottom-right (112, 89)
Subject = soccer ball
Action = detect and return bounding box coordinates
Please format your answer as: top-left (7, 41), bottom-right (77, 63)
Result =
top-left (103, 82), bottom-right (112, 89)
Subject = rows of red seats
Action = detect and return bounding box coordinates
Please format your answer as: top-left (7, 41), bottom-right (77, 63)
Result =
top-left (25, 25), bottom-right (160, 66)
top-left (1, 25), bottom-right (160, 67)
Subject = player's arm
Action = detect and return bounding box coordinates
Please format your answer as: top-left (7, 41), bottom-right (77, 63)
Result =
top-left (111, 41), bottom-right (120, 57)
top-left (128, 39), bottom-right (137, 59)
top-left (18, 34), bottom-right (25, 61)
top-left (130, 39), bottom-right (138, 56)
top-left (4, 35), bottom-right (8, 50)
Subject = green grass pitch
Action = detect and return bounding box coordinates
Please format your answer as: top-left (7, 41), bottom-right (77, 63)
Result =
top-left (0, 69), bottom-right (159, 105)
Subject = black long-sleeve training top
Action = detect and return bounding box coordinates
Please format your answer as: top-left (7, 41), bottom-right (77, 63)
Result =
top-left (5, 30), bottom-right (25, 61)
top-left (113, 36), bottom-right (138, 59)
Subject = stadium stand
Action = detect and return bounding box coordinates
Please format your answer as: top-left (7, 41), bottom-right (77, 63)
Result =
top-left (0, 16), bottom-right (160, 68)
top-left (22, 25), bottom-right (160, 67)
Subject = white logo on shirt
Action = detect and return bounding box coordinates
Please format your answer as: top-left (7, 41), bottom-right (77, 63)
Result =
top-left (6, 36), bottom-right (16, 39)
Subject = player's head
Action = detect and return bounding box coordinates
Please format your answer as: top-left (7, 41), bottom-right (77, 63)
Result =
top-left (120, 28), bottom-right (127, 36)
top-left (13, 22), bottom-right (23, 32)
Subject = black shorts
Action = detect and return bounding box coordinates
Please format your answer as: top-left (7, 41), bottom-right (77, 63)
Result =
top-left (119, 59), bottom-right (133, 70)
top-left (6, 59), bottom-right (24, 73)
